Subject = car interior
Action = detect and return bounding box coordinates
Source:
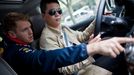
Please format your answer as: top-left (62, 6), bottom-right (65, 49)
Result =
top-left (0, 0), bottom-right (134, 75)
top-left (0, 57), bottom-right (17, 75)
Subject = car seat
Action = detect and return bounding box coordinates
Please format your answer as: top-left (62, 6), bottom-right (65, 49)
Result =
top-left (30, 14), bottom-right (45, 40)
top-left (0, 36), bottom-right (17, 75)
top-left (0, 57), bottom-right (17, 75)
top-left (30, 13), bottom-right (45, 49)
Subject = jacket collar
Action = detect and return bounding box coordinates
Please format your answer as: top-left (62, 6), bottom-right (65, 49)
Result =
top-left (5, 33), bottom-right (28, 45)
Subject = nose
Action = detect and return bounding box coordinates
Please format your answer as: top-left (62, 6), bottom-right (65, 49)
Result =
top-left (29, 28), bottom-right (33, 35)
top-left (55, 11), bottom-right (60, 16)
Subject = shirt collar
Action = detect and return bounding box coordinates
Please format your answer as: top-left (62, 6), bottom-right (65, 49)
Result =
top-left (46, 24), bottom-right (62, 35)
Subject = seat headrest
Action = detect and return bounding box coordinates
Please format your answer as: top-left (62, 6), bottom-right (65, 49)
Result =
top-left (30, 15), bottom-right (45, 40)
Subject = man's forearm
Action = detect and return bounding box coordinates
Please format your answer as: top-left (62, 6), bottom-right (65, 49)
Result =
top-left (40, 43), bottom-right (89, 72)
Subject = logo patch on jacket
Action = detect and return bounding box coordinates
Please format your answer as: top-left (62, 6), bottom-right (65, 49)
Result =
top-left (19, 47), bottom-right (32, 53)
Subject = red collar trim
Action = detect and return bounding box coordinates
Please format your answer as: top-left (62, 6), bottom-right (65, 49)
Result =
top-left (6, 33), bottom-right (28, 45)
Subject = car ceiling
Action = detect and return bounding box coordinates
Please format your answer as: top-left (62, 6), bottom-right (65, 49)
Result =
top-left (0, 0), bottom-right (41, 22)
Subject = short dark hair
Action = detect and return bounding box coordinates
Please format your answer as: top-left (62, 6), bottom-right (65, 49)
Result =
top-left (3, 12), bottom-right (29, 32)
top-left (40, 0), bottom-right (59, 13)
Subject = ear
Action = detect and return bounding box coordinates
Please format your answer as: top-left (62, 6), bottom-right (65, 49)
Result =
top-left (8, 31), bottom-right (17, 38)
top-left (42, 13), bottom-right (46, 20)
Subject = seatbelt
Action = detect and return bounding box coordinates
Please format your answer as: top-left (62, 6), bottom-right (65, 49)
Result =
top-left (63, 31), bottom-right (69, 47)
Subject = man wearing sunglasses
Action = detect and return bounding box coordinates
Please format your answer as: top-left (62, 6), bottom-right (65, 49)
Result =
top-left (39, 0), bottom-right (113, 75)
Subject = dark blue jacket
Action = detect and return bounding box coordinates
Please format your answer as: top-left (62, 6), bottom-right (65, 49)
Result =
top-left (2, 35), bottom-right (89, 75)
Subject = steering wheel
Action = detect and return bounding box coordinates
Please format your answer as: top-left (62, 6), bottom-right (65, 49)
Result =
top-left (94, 0), bottom-right (106, 36)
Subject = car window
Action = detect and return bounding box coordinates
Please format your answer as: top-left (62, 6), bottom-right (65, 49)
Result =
top-left (59, 0), bottom-right (100, 27)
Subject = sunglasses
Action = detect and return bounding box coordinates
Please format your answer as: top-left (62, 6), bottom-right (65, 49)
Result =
top-left (48, 8), bottom-right (62, 16)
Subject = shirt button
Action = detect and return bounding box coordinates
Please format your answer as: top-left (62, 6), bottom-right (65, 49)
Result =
top-left (60, 35), bottom-right (63, 39)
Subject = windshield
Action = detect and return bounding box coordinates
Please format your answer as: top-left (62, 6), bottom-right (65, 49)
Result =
top-left (59, 0), bottom-right (100, 26)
